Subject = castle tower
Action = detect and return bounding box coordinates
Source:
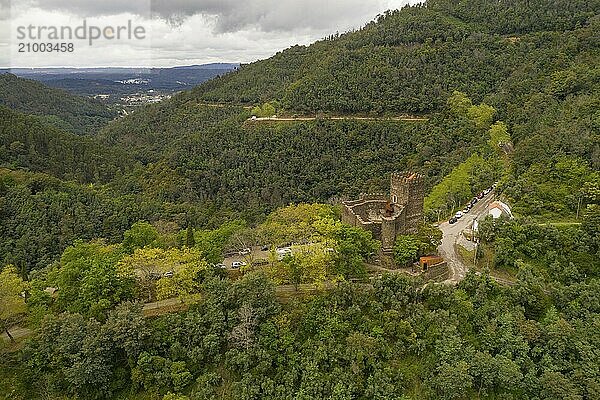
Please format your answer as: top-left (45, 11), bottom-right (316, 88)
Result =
top-left (390, 172), bottom-right (424, 234)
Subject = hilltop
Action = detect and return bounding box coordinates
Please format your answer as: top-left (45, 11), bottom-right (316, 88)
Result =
top-left (188, 0), bottom-right (600, 114)
top-left (1, 1), bottom-right (599, 400)
top-left (0, 73), bottom-right (118, 134)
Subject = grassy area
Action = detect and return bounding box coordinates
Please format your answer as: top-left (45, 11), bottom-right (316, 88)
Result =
top-left (458, 243), bottom-right (518, 281)
top-left (456, 244), bottom-right (476, 267)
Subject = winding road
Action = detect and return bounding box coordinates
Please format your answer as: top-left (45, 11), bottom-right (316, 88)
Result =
top-left (438, 191), bottom-right (495, 284)
top-left (247, 115), bottom-right (429, 122)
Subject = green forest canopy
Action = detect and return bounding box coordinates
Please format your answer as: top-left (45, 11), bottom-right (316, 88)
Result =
top-left (1, 1), bottom-right (600, 397)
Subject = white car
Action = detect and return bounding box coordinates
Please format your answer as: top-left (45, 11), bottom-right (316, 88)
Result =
top-left (454, 211), bottom-right (464, 219)
top-left (276, 247), bottom-right (293, 260)
top-left (239, 248), bottom-right (251, 255)
top-left (231, 261), bottom-right (247, 269)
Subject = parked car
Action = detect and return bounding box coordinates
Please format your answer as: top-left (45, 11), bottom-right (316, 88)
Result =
top-left (163, 271), bottom-right (174, 278)
top-left (239, 248), bottom-right (251, 255)
top-left (214, 263), bottom-right (226, 269)
top-left (462, 208), bottom-right (470, 214)
top-left (276, 247), bottom-right (293, 260)
top-left (231, 261), bottom-right (247, 269)
top-left (449, 217), bottom-right (458, 224)
top-left (455, 211), bottom-right (464, 219)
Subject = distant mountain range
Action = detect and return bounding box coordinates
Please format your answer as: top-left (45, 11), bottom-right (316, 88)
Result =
top-left (1, 63), bottom-right (239, 98)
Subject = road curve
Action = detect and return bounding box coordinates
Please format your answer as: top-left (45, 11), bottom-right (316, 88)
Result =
top-left (438, 191), bottom-right (495, 284)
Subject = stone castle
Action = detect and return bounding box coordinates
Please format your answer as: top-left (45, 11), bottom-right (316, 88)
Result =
top-left (341, 172), bottom-right (425, 253)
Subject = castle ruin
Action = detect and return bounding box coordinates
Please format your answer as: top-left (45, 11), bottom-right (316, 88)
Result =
top-left (342, 172), bottom-right (425, 254)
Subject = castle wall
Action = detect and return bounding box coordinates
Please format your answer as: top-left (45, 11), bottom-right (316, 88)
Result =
top-left (381, 219), bottom-right (396, 251)
top-left (342, 197), bottom-right (386, 241)
top-left (405, 184), bottom-right (424, 233)
top-left (341, 204), bottom-right (358, 226)
top-left (342, 172), bottom-right (424, 251)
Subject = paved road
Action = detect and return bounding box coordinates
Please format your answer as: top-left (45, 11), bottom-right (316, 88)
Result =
top-left (438, 191), bottom-right (495, 284)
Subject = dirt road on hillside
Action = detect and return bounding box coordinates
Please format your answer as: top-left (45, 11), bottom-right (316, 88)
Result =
top-left (247, 115), bottom-right (429, 122)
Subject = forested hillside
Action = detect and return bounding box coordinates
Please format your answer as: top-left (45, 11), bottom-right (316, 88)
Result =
top-left (0, 106), bottom-right (133, 182)
top-left (189, 0), bottom-right (600, 114)
top-left (1, 0), bottom-right (595, 272)
top-left (100, 0), bottom-right (599, 222)
top-left (101, 103), bottom-right (485, 218)
top-left (0, 74), bottom-right (118, 135)
top-left (1, 1), bottom-right (599, 399)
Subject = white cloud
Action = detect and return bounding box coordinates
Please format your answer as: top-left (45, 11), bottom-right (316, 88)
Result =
top-left (2, 0), bottom-right (417, 67)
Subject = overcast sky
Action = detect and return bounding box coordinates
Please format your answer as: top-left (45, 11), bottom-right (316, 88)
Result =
top-left (0, 0), bottom-right (417, 68)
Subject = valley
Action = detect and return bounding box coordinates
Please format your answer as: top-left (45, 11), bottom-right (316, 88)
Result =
top-left (1, 1), bottom-right (599, 399)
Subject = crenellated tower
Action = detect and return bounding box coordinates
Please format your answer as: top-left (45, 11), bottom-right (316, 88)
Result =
top-left (341, 171), bottom-right (425, 265)
top-left (390, 172), bottom-right (424, 234)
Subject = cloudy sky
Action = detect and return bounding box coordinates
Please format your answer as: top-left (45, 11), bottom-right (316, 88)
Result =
top-left (0, 0), bottom-right (417, 68)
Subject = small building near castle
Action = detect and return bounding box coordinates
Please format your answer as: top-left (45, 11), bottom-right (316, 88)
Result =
top-left (488, 200), bottom-right (513, 219)
top-left (341, 172), bottom-right (425, 254)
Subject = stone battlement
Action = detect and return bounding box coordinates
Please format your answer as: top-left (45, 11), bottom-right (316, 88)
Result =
top-left (342, 193), bottom-right (387, 208)
top-left (342, 172), bottom-right (424, 265)
top-left (391, 171), bottom-right (424, 184)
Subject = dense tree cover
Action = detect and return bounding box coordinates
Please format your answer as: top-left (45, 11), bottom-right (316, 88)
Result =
top-left (393, 235), bottom-right (421, 267)
top-left (0, 106), bottom-right (133, 183)
top-left (1, 2), bottom-right (599, 397)
top-left (250, 101), bottom-right (279, 118)
top-left (424, 153), bottom-right (500, 219)
top-left (0, 169), bottom-right (210, 272)
top-left (1, 202), bottom-right (598, 400)
top-left (394, 224), bottom-right (442, 267)
top-left (504, 156), bottom-right (599, 219)
top-left (427, 0), bottom-right (599, 35)
top-left (97, 1), bottom-right (598, 227)
top-left (7, 259), bottom-right (599, 399)
top-left (0, 169), bottom-right (140, 271)
top-left (123, 222), bottom-right (162, 254)
top-left (191, 220), bottom-right (247, 264)
top-left (100, 101), bottom-right (486, 223)
top-left (0, 74), bottom-right (117, 135)
top-left (189, 1), bottom-right (600, 114)
top-left (478, 216), bottom-right (600, 282)
top-left (253, 204), bottom-right (338, 246)
top-left (49, 241), bottom-right (135, 319)
top-left (423, 93), bottom-right (506, 217)
top-left (7, 205), bottom-right (378, 311)
top-left (0, 0), bottom-right (596, 273)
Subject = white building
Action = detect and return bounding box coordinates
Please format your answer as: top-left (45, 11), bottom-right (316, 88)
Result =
top-left (488, 201), bottom-right (513, 219)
